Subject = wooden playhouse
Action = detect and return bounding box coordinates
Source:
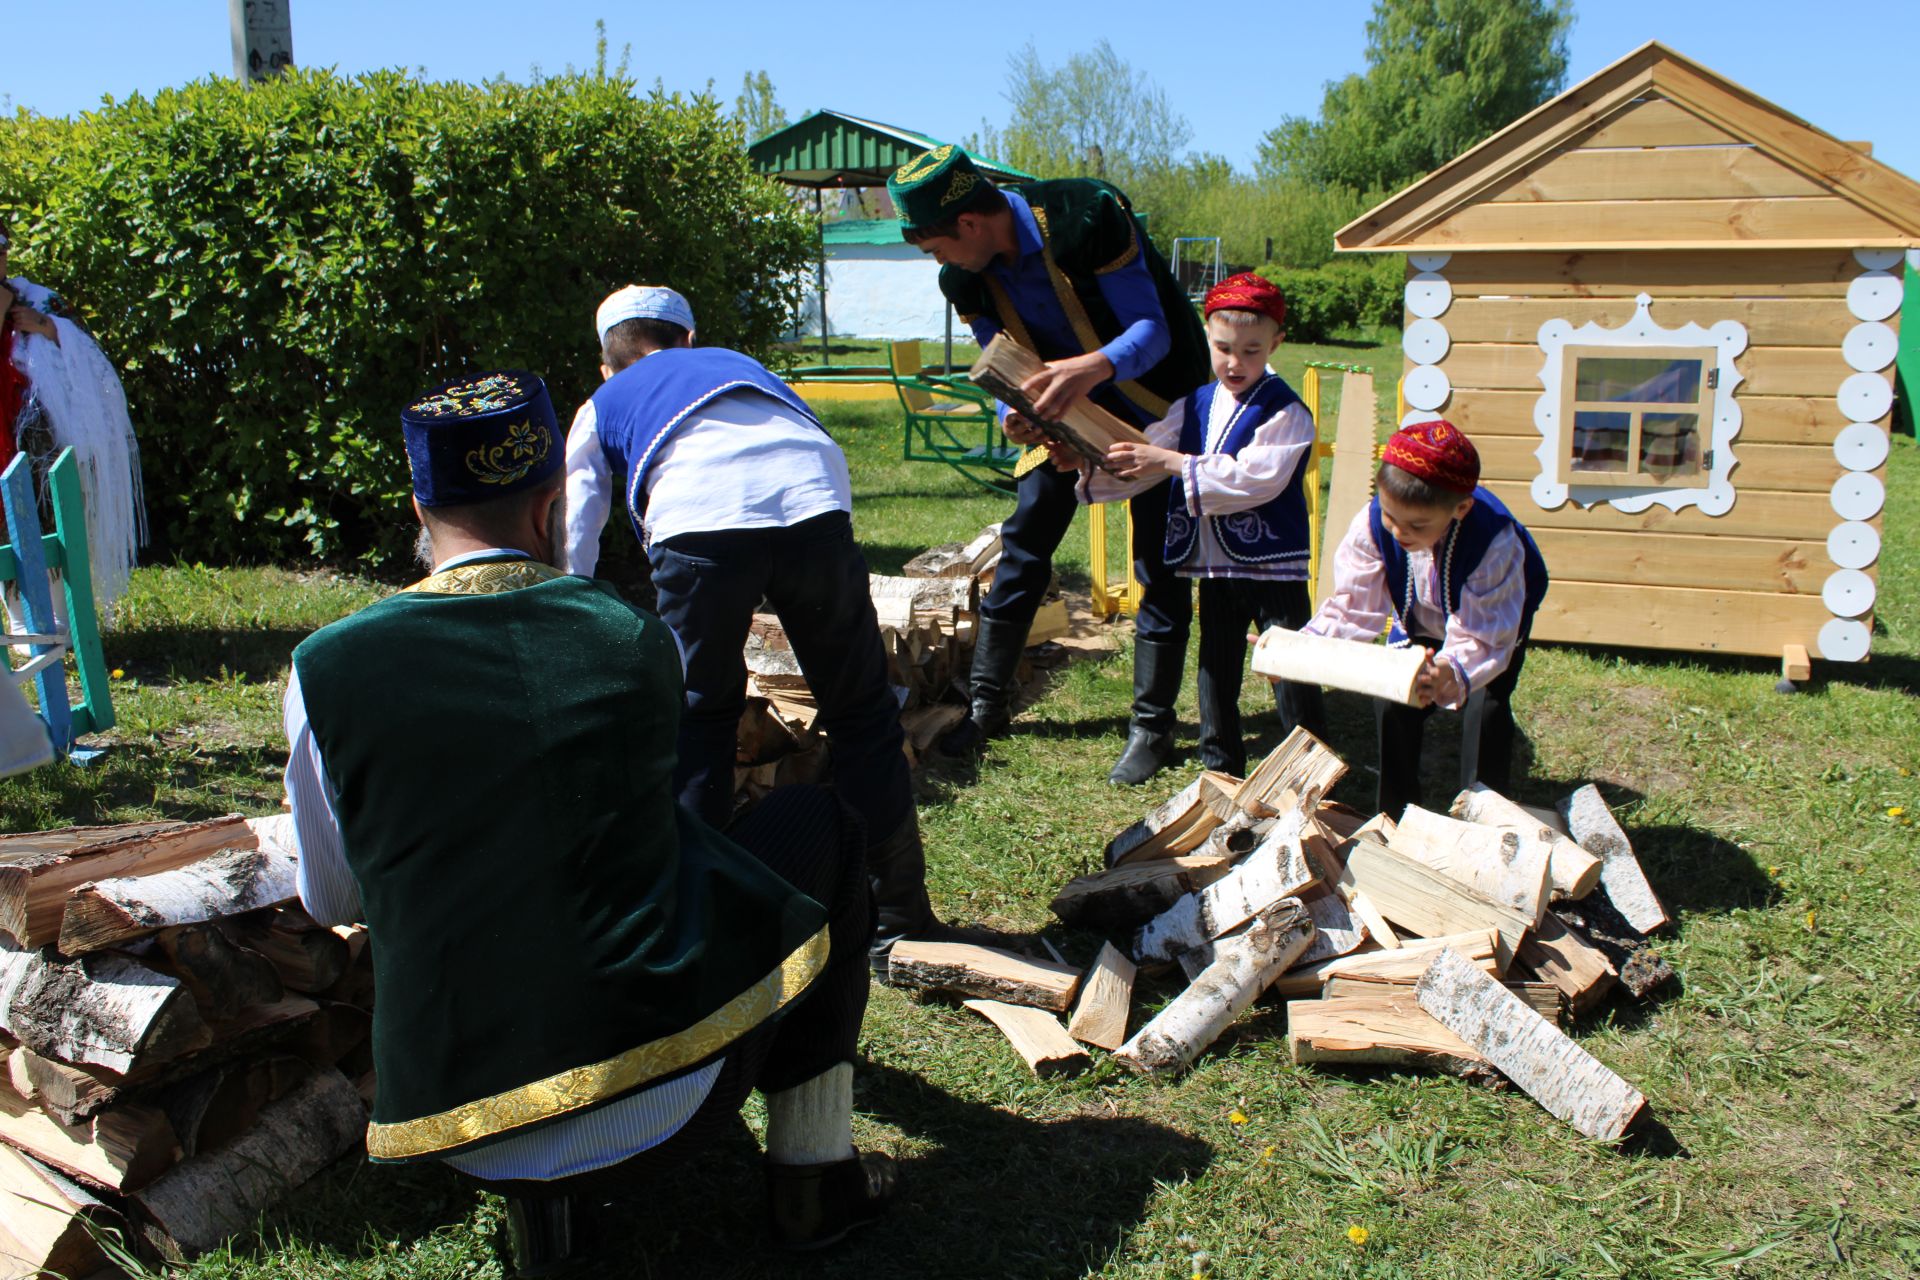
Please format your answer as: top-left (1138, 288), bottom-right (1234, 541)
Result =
top-left (1334, 41), bottom-right (1919, 672)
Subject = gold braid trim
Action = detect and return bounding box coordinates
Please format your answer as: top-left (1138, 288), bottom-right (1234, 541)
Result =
top-left (978, 280), bottom-right (1052, 478)
top-left (1027, 206), bottom-right (1169, 421)
top-left (366, 926), bottom-right (831, 1160)
top-left (1095, 219), bottom-right (1141, 275)
top-left (403, 560), bottom-right (562, 596)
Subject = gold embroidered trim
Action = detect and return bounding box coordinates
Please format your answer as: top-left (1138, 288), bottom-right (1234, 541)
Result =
top-left (466, 417), bottom-right (553, 486)
top-left (1026, 205), bottom-right (1169, 420)
top-left (366, 926), bottom-right (831, 1160)
top-left (403, 559), bottom-right (562, 597)
top-left (1095, 222), bottom-right (1140, 275)
top-left (893, 144), bottom-right (953, 184)
top-left (941, 168), bottom-right (980, 207)
top-left (1013, 446), bottom-right (1051, 477)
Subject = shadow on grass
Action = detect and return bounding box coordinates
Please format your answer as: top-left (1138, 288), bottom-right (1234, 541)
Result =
top-left (1542, 637), bottom-right (1919, 698)
top-left (109, 627), bottom-right (313, 683)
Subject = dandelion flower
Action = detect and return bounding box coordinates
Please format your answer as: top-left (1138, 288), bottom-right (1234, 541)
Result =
top-left (1767, 866), bottom-right (1781, 877)
top-left (1259, 1144), bottom-right (1275, 1164)
top-left (1228, 1109), bottom-right (1248, 1125)
top-left (110, 668), bottom-right (125, 679)
top-left (1805, 910), bottom-right (1817, 931)
top-left (1347, 1224), bottom-right (1369, 1246)
top-left (1890, 806), bottom-right (1907, 818)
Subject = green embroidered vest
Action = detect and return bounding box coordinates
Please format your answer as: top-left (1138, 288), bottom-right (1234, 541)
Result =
top-left (292, 559), bottom-right (829, 1162)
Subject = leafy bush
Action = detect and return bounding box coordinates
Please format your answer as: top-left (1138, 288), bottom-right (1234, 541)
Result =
top-left (0, 70), bottom-right (815, 564)
top-left (1256, 257), bottom-right (1404, 342)
top-left (1130, 167), bottom-right (1380, 271)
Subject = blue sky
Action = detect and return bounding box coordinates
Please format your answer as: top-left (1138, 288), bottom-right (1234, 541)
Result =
top-left (8, 2), bottom-right (1916, 181)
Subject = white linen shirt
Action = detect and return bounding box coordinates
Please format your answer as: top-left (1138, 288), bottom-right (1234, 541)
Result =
top-left (561, 387), bottom-right (851, 575)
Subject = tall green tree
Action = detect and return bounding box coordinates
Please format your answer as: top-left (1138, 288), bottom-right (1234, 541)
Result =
top-left (1259, 0), bottom-right (1574, 193)
top-left (735, 70), bottom-right (788, 143)
top-left (973, 40), bottom-right (1190, 181)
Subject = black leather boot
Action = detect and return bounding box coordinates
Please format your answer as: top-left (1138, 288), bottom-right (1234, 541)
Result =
top-left (504, 1194), bottom-right (586, 1278)
top-left (766, 1151), bottom-right (900, 1250)
top-left (867, 815), bottom-right (936, 978)
top-left (938, 614), bottom-right (1028, 755)
top-left (1108, 637), bottom-right (1187, 786)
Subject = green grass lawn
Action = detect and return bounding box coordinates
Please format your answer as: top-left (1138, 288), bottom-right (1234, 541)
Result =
top-left (8, 349), bottom-right (1918, 1277)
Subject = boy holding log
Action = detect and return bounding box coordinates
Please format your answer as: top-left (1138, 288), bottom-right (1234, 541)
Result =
top-left (1060, 273), bottom-right (1326, 777)
top-left (1302, 419), bottom-right (1549, 817)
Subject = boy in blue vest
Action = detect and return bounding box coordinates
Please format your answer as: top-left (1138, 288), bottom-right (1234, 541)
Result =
top-left (1064, 273), bottom-right (1326, 778)
top-left (1302, 419), bottom-right (1550, 817)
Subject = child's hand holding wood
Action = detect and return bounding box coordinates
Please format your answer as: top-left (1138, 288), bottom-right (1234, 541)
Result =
top-left (1104, 441), bottom-right (1183, 480)
top-left (1411, 650), bottom-right (1464, 708)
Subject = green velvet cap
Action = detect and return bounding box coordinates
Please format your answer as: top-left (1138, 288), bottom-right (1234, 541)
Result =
top-left (888, 145), bottom-right (997, 231)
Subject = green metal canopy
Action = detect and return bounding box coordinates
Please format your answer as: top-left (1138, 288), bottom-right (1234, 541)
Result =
top-left (749, 110), bottom-right (1034, 189)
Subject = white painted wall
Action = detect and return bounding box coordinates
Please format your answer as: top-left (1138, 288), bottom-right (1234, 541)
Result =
top-left (793, 242), bottom-right (951, 341)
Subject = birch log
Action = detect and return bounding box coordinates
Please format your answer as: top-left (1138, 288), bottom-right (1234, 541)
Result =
top-left (0, 1145), bottom-right (113, 1280)
top-left (1289, 885), bottom-right (1369, 967)
top-left (1115, 899), bottom-right (1313, 1077)
top-left (153, 924), bottom-right (285, 1023)
top-left (1560, 786), bottom-right (1669, 933)
top-left (1342, 839), bottom-right (1532, 972)
top-left (1449, 784), bottom-right (1601, 900)
top-left (1390, 805), bottom-right (1552, 925)
top-left (1415, 948), bottom-right (1646, 1140)
top-left (1268, 928), bottom-right (1500, 998)
top-left (0, 816), bottom-right (252, 948)
top-left (58, 843), bottom-right (299, 955)
top-left (1132, 813), bottom-right (1315, 963)
top-left (1250, 627), bottom-right (1426, 705)
top-left (1049, 855), bottom-right (1235, 933)
top-left (886, 942), bottom-right (1081, 1012)
top-left (1103, 774), bottom-right (1226, 867)
top-left (1233, 727), bottom-right (1348, 818)
top-left (0, 942), bottom-right (209, 1073)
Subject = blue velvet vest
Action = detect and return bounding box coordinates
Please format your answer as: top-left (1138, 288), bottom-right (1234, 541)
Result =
top-left (1367, 487), bottom-right (1549, 645)
top-left (590, 347), bottom-right (824, 539)
top-left (1162, 374), bottom-right (1311, 570)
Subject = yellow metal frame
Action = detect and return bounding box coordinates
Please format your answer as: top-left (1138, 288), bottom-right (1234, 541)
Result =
top-left (1087, 501), bottom-right (1142, 617)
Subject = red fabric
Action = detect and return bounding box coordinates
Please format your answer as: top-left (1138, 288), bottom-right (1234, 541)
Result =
top-left (1203, 272), bottom-right (1287, 326)
top-left (1383, 418), bottom-right (1479, 495)
top-left (0, 323), bottom-right (22, 474)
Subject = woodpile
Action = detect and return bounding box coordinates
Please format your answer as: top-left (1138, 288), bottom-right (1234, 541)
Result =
top-left (918, 727), bottom-right (1675, 1146)
top-left (0, 814), bottom-right (371, 1273)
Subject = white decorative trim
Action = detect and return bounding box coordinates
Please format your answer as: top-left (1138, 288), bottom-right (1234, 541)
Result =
top-left (1529, 293), bottom-right (1746, 515)
top-left (1834, 422), bottom-right (1890, 471)
top-left (1403, 318), bottom-right (1451, 364)
top-left (1406, 273), bottom-right (1452, 319)
top-left (1818, 617), bottom-right (1871, 662)
top-left (1837, 370), bottom-right (1894, 422)
top-left (1846, 271), bottom-right (1901, 322)
top-left (1402, 262), bottom-right (1454, 427)
top-left (1827, 521), bottom-right (1881, 570)
top-left (1842, 321), bottom-right (1897, 373)
top-left (1854, 248), bottom-right (1904, 271)
top-left (1404, 365), bottom-right (1451, 411)
top-left (1830, 470), bottom-right (1885, 521)
top-left (1821, 568), bottom-right (1876, 617)
top-left (1409, 252), bottom-right (1452, 273)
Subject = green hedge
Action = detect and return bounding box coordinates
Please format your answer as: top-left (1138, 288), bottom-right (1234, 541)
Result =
top-left (0, 70), bottom-right (815, 563)
top-left (1257, 256), bottom-right (1403, 343)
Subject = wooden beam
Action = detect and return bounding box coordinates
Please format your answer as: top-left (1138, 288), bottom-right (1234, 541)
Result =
top-left (1469, 433), bottom-right (1844, 496)
top-left (1434, 295), bottom-right (1860, 347)
top-left (1250, 628), bottom-right (1425, 705)
top-left (1388, 805), bottom-right (1552, 925)
top-left (1415, 948), bottom-right (1646, 1140)
top-left (1065, 943), bottom-right (1135, 1052)
top-left (1532, 579), bottom-right (1838, 659)
top-left (1439, 341), bottom-right (1871, 403)
top-left (1441, 248), bottom-right (1857, 299)
top-left (962, 1000), bottom-right (1089, 1077)
top-left (1560, 787), bottom-right (1670, 933)
top-left (1342, 839), bottom-right (1532, 971)
top-left (1286, 992), bottom-right (1487, 1073)
top-left (1487, 482), bottom-right (1841, 545)
top-left (1566, 96), bottom-right (1742, 149)
top-left (1132, 814), bottom-right (1317, 964)
top-left (0, 816), bottom-right (251, 949)
top-left (1486, 144), bottom-right (1828, 203)
top-left (1526, 528), bottom-right (1837, 596)
top-left (1782, 643), bottom-right (1812, 683)
top-left (1449, 784), bottom-right (1603, 900)
top-left (1432, 388), bottom-right (1881, 448)
top-left (886, 941), bottom-right (1081, 1012)
top-left (1392, 194), bottom-right (1900, 249)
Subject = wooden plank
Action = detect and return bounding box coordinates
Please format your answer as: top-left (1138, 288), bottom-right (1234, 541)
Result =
top-left (0, 816), bottom-right (252, 949)
top-left (1398, 196), bottom-right (1901, 249)
top-left (1439, 341), bottom-right (1874, 402)
top-left (1049, 855), bottom-right (1235, 933)
top-left (1416, 948), bottom-right (1646, 1140)
top-left (1132, 815), bottom-right (1317, 963)
top-left (1286, 992), bottom-right (1487, 1073)
top-left (1434, 296), bottom-right (1860, 347)
top-left (962, 1000), bottom-right (1089, 1077)
top-left (1486, 481), bottom-right (1838, 542)
top-left (1782, 643), bottom-right (1812, 683)
top-left (1442, 249), bottom-right (1857, 299)
top-left (1529, 579), bottom-right (1837, 657)
top-left (1437, 389), bottom-right (1883, 447)
top-left (1065, 943), bottom-right (1135, 1051)
top-left (1567, 96), bottom-right (1741, 150)
top-left (1487, 144), bottom-right (1829, 203)
top-left (886, 941), bottom-right (1081, 1013)
top-left (1561, 786), bottom-right (1671, 933)
top-left (0, 1145), bottom-right (111, 1280)
top-left (1343, 840), bottom-right (1532, 972)
top-left (1318, 371), bottom-right (1382, 607)
top-left (1528, 527), bottom-right (1838, 594)
top-left (1469, 433), bottom-right (1844, 495)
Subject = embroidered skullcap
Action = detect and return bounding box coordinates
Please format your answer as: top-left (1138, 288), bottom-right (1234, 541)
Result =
top-left (595, 285), bottom-right (697, 343)
top-left (887, 145), bottom-right (998, 233)
top-left (401, 370), bottom-right (560, 508)
top-left (1204, 272), bottom-right (1287, 327)
top-left (1382, 418), bottom-right (1480, 497)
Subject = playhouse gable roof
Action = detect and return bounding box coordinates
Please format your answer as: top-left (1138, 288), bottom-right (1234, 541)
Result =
top-left (1335, 41), bottom-right (1920, 253)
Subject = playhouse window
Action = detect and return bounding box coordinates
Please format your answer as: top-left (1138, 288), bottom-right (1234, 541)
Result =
top-left (1557, 345), bottom-right (1715, 486)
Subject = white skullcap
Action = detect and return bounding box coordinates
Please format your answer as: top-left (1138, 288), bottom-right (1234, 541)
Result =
top-left (595, 285), bottom-right (696, 343)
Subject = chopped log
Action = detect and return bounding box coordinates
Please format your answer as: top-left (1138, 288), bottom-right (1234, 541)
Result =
top-left (962, 1000), bottom-right (1089, 1078)
top-left (1132, 814), bottom-right (1316, 963)
top-left (0, 943), bottom-right (210, 1073)
top-left (868, 574), bottom-right (975, 623)
top-left (886, 942), bottom-right (1080, 1013)
top-left (1193, 812), bottom-right (1267, 861)
top-left (1323, 972), bottom-right (1566, 1024)
top-left (135, 1067), bottom-right (366, 1259)
top-left (222, 914), bottom-right (349, 994)
top-left (0, 1146), bottom-right (113, 1280)
top-left (152, 924), bottom-right (285, 1023)
top-left (1415, 948), bottom-right (1646, 1141)
top-left (1049, 854), bottom-right (1235, 933)
top-left (155, 1055), bottom-right (311, 1158)
top-left (1232, 727), bottom-right (1347, 818)
top-left (1308, 814), bottom-right (1402, 950)
top-left (1269, 928), bottom-right (1501, 998)
top-left (1250, 626), bottom-right (1427, 704)
top-left (1515, 914), bottom-right (1618, 1015)
top-left (1290, 885), bottom-right (1369, 967)
top-left (1286, 992), bottom-right (1487, 1074)
top-left (1560, 786), bottom-right (1670, 933)
top-left (0, 816), bottom-right (252, 948)
top-left (903, 524), bottom-right (1002, 579)
top-left (1065, 943), bottom-right (1135, 1051)
top-left (1115, 899), bottom-right (1313, 1077)
top-left (1103, 773), bottom-right (1233, 868)
top-left (0, 1092), bottom-right (178, 1191)
top-left (1449, 784), bottom-right (1602, 900)
top-left (7, 1048), bottom-right (118, 1126)
top-left (294, 1002), bottom-right (372, 1070)
top-left (1548, 898), bottom-right (1674, 1000)
top-left (58, 842), bottom-right (299, 956)
top-left (1390, 805), bottom-right (1552, 925)
top-left (900, 704), bottom-right (967, 754)
top-left (1025, 597), bottom-right (1071, 646)
top-left (1342, 839), bottom-right (1532, 971)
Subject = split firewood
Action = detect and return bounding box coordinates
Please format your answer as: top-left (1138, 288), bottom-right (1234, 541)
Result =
top-left (1389, 805), bottom-right (1552, 925)
top-left (1289, 885), bottom-right (1369, 967)
top-left (7, 1047), bottom-right (119, 1126)
top-left (1560, 786), bottom-right (1669, 933)
top-left (1132, 813), bottom-right (1316, 964)
top-left (1322, 971), bottom-right (1566, 1024)
top-left (886, 941), bottom-right (1080, 1013)
top-left (1250, 627), bottom-right (1427, 705)
top-left (57, 841), bottom-right (299, 956)
top-left (154, 1055), bottom-right (311, 1158)
top-left (0, 816), bottom-right (253, 949)
top-left (1515, 913), bottom-right (1618, 1015)
top-left (153, 923), bottom-right (285, 1022)
top-left (1103, 772), bottom-right (1236, 868)
top-left (869, 573), bottom-right (975, 624)
top-left (294, 1002), bottom-right (373, 1071)
top-left (1307, 814), bottom-right (1401, 950)
top-left (962, 1000), bottom-right (1089, 1078)
top-left (0, 1145), bottom-right (115, 1280)
top-left (1285, 992), bottom-right (1488, 1074)
top-left (0, 943), bottom-right (210, 1073)
top-left (900, 704), bottom-right (967, 754)
top-left (1232, 727), bottom-right (1347, 818)
top-left (135, 1067), bottom-right (366, 1259)
top-left (1415, 947), bottom-right (1646, 1141)
top-left (1341, 838), bottom-right (1531, 971)
top-left (904, 524), bottom-right (1003, 579)
top-left (1115, 898), bottom-right (1313, 1077)
top-left (1548, 898), bottom-right (1673, 1000)
top-left (1025, 597), bottom-right (1071, 646)
top-left (222, 912), bottom-right (350, 994)
top-left (1049, 854), bottom-right (1235, 933)
top-left (1268, 928), bottom-right (1501, 998)
top-left (1065, 943), bottom-right (1135, 1051)
top-left (1449, 784), bottom-right (1601, 901)
top-left (0, 1091), bottom-right (179, 1191)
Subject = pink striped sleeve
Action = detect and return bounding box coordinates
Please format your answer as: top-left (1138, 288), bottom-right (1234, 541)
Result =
top-left (1436, 527), bottom-right (1527, 706)
top-left (1303, 507), bottom-right (1392, 642)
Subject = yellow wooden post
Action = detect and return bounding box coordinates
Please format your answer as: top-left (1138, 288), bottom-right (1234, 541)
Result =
top-left (1087, 501), bottom-right (1142, 617)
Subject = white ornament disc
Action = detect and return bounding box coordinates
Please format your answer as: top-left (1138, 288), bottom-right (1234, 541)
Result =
top-left (1403, 365), bottom-right (1451, 411)
top-left (1405, 273), bottom-right (1452, 319)
top-left (1842, 322), bottom-right (1897, 372)
top-left (1402, 318), bottom-right (1451, 364)
top-left (1822, 569), bottom-right (1876, 617)
top-left (1831, 471), bottom-right (1886, 520)
top-left (1910, 248), bottom-right (1920, 274)
top-left (1854, 248), bottom-right (1904, 271)
top-left (1408, 252), bottom-right (1452, 273)
top-left (1834, 422), bottom-right (1890, 471)
top-left (1827, 521), bottom-right (1881, 569)
top-left (1837, 371), bottom-right (1894, 423)
top-left (1846, 271), bottom-right (1901, 321)
top-left (1817, 617), bottom-right (1871, 662)
top-left (1400, 409), bottom-right (1443, 428)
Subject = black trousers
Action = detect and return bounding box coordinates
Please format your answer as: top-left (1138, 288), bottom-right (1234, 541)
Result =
top-left (1194, 577), bottom-right (1326, 777)
top-left (1375, 638), bottom-right (1529, 819)
top-left (476, 785), bottom-right (873, 1199)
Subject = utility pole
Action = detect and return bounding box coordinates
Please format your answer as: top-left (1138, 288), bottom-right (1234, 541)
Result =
top-left (230, 0), bottom-right (294, 84)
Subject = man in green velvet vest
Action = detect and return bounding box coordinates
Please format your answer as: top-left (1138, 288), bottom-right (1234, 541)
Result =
top-left (283, 371), bottom-right (895, 1274)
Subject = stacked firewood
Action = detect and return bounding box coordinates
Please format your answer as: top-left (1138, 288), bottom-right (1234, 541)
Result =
top-left (897, 728), bottom-right (1673, 1143)
top-left (0, 815), bottom-right (372, 1274)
